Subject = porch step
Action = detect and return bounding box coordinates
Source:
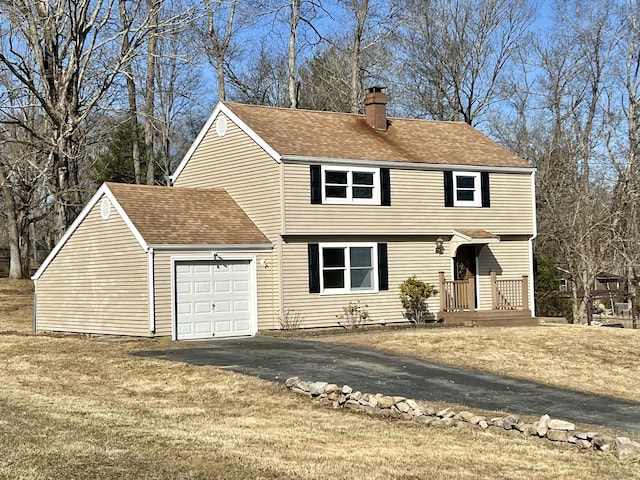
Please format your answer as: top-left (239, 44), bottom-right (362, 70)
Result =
top-left (438, 310), bottom-right (538, 327)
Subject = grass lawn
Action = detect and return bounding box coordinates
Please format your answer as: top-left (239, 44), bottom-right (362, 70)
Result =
top-left (1, 279), bottom-right (639, 479)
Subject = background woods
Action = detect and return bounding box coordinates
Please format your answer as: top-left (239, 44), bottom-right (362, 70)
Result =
top-left (1, 0), bottom-right (639, 322)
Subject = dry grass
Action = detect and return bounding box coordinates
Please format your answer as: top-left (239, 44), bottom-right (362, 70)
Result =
top-left (0, 278), bottom-right (34, 333)
top-left (1, 280), bottom-right (639, 478)
top-left (1, 335), bottom-right (639, 480)
top-left (320, 324), bottom-right (640, 403)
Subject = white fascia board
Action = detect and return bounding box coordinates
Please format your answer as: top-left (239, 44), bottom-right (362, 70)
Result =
top-left (32, 183), bottom-right (149, 280)
top-left (149, 243), bottom-right (274, 252)
top-left (169, 102), bottom-right (282, 183)
top-left (280, 155), bottom-right (536, 174)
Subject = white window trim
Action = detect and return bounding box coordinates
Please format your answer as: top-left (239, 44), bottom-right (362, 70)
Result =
top-left (321, 165), bottom-right (380, 205)
top-left (453, 171), bottom-right (482, 207)
top-left (319, 242), bottom-right (378, 294)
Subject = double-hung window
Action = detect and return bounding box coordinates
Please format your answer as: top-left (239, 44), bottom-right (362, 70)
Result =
top-left (308, 243), bottom-right (389, 294)
top-left (322, 166), bottom-right (380, 205)
top-left (310, 165), bottom-right (390, 206)
top-left (444, 171), bottom-right (490, 208)
top-left (321, 244), bottom-right (376, 293)
top-left (453, 172), bottom-right (481, 207)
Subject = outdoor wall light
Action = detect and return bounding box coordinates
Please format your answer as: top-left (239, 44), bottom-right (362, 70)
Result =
top-left (435, 237), bottom-right (444, 255)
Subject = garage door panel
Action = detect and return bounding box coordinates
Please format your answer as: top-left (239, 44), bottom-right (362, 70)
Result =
top-left (176, 260), bottom-right (254, 340)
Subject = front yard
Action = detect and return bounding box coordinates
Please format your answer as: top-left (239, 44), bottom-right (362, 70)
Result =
top-left (0, 279), bottom-right (639, 478)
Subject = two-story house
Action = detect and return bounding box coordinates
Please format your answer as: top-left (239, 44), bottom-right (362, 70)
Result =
top-left (32, 88), bottom-right (537, 339)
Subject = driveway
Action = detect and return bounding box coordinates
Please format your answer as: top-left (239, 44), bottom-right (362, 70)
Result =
top-left (136, 337), bottom-right (640, 433)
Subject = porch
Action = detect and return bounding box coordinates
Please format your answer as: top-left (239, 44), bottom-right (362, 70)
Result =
top-left (437, 271), bottom-right (537, 327)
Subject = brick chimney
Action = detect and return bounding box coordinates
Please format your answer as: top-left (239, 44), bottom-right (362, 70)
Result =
top-left (364, 86), bottom-right (388, 132)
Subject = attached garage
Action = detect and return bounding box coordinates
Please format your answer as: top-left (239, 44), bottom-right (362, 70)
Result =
top-left (32, 183), bottom-right (272, 339)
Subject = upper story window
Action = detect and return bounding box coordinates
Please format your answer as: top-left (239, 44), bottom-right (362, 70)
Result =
top-left (323, 166), bottom-right (380, 205)
top-left (310, 165), bottom-right (391, 206)
top-left (453, 172), bottom-right (481, 207)
top-left (444, 171), bottom-right (490, 208)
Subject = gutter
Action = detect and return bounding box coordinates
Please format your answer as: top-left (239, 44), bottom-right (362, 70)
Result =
top-left (280, 155), bottom-right (536, 174)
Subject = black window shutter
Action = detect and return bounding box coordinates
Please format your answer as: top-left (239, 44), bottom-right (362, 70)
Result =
top-left (377, 243), bottom-right (388, 291)
top-left (308, 244), bottom-right (320, 293)
top-left (381, 168), bottom-right (391, 206)
top-left (310, 165), bottom-right (321, 204)
top-left (444, 171), bottom-right (454, 207)
top-left (481, 172), bottom-right (490, 207)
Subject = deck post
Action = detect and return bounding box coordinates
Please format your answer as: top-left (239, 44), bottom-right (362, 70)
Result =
top-left (490, 270), bottom-right (497, 310)
top-left (467, 275), bottom-right (475, 312)
top-left (438, 272), bottom-right (446, 311)
top-left (522, 275), bottom-right (529, 311)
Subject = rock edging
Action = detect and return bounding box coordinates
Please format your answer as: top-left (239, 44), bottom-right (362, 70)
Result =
top-left (285, 376), bottom-right (640, 459)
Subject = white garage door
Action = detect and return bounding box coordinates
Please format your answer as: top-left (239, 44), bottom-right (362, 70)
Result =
top-left (175, 260), bottom-right (253, 340)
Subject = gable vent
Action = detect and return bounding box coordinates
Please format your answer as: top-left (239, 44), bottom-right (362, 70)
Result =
top-left (216, 115), bottom-right (228, 137)
top-left (100, 197), bottom-right (111, 220)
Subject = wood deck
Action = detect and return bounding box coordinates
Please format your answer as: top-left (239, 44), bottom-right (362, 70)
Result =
top-left (438, 309), bottom-right (538, 327)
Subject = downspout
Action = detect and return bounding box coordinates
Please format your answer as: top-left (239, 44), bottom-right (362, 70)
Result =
top-left (32, 280), bottom-right (37, 333)
top-left (529, 171), bottom-right (538, 316)
top-left (148, 247), bottom-right (156, 334)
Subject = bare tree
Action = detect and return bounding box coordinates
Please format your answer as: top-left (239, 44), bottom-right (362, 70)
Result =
top-left (0, 0), bottom-right (146, 239)
top-left (396, 0), bottom-right (536, 125)
top-left (203, 0), bottom-right (237, 101)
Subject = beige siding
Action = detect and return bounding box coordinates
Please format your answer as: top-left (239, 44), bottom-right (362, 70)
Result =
top-left (280, 239), bottom-right (450, 329)
top-left (173, 116), bottom-right (281, 241)
top-left (153, 250), bottom-right (277, 336)
top-left (283, 165), bottom-right (534, 235)
top-left (173, 115), bottom-right (283, 319)
top-left (35, 196), bottom-right (150, 336)
top-left (279, 237), bottom-right (533, 329)
top-left (477, 239), bottom-right (532, 310)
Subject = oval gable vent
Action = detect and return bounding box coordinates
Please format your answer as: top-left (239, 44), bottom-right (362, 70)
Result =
top-left (216, 115), bottom-right (228, 137)
top-left (100, 197), bottom-right (111, 220)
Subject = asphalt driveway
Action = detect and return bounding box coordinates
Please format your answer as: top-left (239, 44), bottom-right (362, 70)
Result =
top-left (135, 336), bottom-right (640, 433)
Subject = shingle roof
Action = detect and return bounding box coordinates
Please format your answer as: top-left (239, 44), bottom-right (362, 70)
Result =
top-left (225, 102), bottom-right (532, 169)
top-left (106, 183), bottom-right (270, 246)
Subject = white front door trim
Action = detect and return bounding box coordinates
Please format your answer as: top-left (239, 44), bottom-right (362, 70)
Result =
top-left (171, 254), bottom-right (258, 340)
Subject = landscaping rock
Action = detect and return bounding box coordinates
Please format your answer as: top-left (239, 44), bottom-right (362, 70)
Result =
top-left (283, 376), bottom-right (640, 460)
top-left (548, 419), bottom-right (575, 431)
top-left (547, 430), bottom-right (569, 442)
top-left (285, 376), bottom-right (300, 388)
top-left (309, 382), bottom-right (328, 396)
top-left (536, 414), bottom-right (551, 437)
top-left (377, 396), bottom-right (395, 409)
top-left (593, 434), bottom-right (615, 452)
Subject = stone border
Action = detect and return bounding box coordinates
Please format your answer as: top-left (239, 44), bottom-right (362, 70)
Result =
top-left (286, 377), bottom-right (640, 459)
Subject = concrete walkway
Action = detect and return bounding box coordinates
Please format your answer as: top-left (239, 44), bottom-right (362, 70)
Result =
top-left (136, 337), bottom-right (640, 433)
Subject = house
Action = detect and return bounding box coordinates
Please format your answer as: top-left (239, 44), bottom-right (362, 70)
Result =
top-left (32, 87), bottom-right (537, 339)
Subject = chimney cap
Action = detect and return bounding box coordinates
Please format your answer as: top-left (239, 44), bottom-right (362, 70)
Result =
top-left (366, 85), bottom-right (386, 94)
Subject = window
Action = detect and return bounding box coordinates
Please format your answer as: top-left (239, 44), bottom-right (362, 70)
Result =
top-left (444, 171), bottom-right (490, 208)
top-left (453, 172), bottom-right (481, 207)
top-left (310, 165), bottom-right (390, 205)
top-left (323, 166), bottom-right (379, 204)
top-left (308, 243), bottom-right (388, 294)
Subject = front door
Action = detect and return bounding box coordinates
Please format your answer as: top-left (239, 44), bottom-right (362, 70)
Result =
top-left (454, 245), bottom-right (477, 308)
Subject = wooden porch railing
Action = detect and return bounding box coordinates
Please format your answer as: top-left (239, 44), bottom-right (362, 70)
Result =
top-left (438, 271), bottom-right (475, 312)
top-left (438, 271), bottom-right (529, 312)
top-left (491, 271), bottom-right (529, 310)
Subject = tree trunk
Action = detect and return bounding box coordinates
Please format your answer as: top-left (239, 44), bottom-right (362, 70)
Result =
top-left (350, 0), bottom-right (368, 114)
top-left (0, 168), bottom-right (24, 279)
top-left (119, 0), bottom-right (142, 184)
top-left (288, 0), bottom-right (300, 109)
top-left (145, 0), bottom-right (161, 185)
